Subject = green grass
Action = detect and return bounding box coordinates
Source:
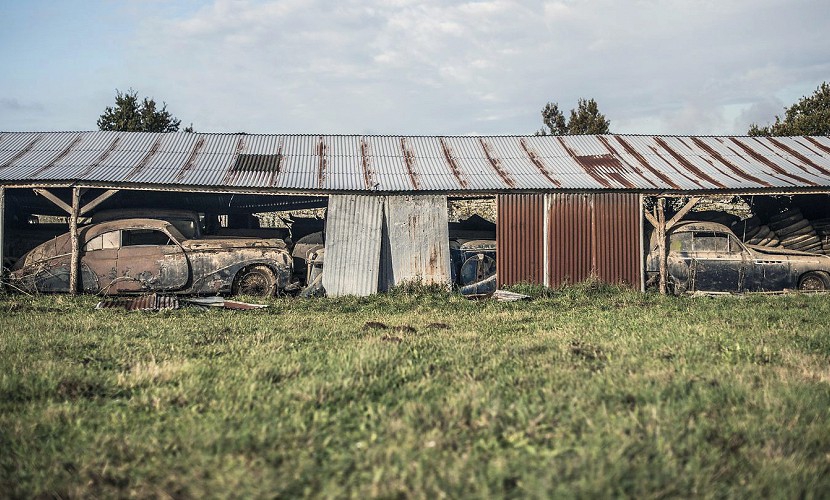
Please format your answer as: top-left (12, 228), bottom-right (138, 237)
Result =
top-left (1, 285), bottom-right (829, 498)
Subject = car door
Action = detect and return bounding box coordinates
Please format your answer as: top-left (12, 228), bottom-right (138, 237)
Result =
top-left (114, 228), bottom-right (189, 292)
top-left (689, 231), bottom-right (743, 292)
top-left (82, 229), bottom-right (120, 293)
top-left (666, 231), bottom-right (694, 293)
top-left (745, 253), bottom-right (791, 292)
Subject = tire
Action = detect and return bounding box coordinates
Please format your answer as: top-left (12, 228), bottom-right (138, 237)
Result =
top-left (798, 243), bottom-right (823, 253)
top-left (756, 236), bottom-right (774, 246)
top-left (782, 234), bottom-right (819, 248)
top-left (791, 238), bottom-right (822, 251)
top-left (798, 271), bottom-right (830, 291)
top-left (232, 265), bottom-right (277, 297)
top-left (753, 225), bottom-right (772, 240)
top-left (769, 213), bottom-right (803, 231)
top-left (742, 224), bottom-right (762, 240)
top-left (769, 208), bottom-right (802, 225)
top-left (775, 219), bottom-right (812, 237)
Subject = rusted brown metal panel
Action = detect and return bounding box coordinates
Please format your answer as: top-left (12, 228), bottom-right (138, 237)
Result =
top-left (547, 193), bottom-right (593, 286)
top-left (546, 193), bottom-right (640, 287)
top-left (593, 193), bottom-right (641, 287)
top-left (497, 194), bottom-right (544, 286)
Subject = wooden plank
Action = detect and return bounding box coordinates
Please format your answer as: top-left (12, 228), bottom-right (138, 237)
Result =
top-left (666, 196), bottom-right (701, 231)
top-left (644, 210), bottom-right (659, 229)
top-left (80, 189), bottom-right (119, 216)
top-left (33, 188), bottom-right (72, 214)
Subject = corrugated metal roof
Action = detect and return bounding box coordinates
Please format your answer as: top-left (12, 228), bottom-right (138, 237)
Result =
top-left (2, 131), bottom-right (830, 192)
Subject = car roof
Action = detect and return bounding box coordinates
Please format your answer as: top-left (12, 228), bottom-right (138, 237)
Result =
top-left (82, 218), bottom-right (177, 239)
top-left (669, 220), bottom-right (733, 233)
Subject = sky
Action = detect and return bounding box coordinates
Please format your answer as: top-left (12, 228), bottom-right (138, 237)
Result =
top-left (0, 0), bottom-right (828, 136)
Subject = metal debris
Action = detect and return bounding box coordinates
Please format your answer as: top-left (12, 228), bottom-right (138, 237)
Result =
top-left (183, 296), bottom-right (268, 310)
top-left (95, 293), bottom-right (178, 311)
top-left (95, 294), bottom-right (267, 311)
top-left (492, 289), bottom-right (532, 301)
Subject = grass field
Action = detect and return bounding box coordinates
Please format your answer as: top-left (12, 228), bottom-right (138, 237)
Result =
top-left (1, 284), bottom-right (829, 498)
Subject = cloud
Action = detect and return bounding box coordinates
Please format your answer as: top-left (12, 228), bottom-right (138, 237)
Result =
top-left (0, 98), bottom-right (44, 113)
top-left (106, 0), bottom-right (830, 134)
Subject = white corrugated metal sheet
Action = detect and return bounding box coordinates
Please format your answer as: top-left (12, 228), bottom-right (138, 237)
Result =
top-left (2, 132), bottom-right (830, 192)
top-left (382, 195), bottom-right (451, 290)
top-left (322, 194), bottom-right (384, 297)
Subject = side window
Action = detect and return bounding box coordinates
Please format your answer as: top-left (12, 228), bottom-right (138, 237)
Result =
top-left (669, 232), bottom-right (693, 253)
top-left (693, 232), bottom-right (729, 253)
top-left (122, 229), bottom-right (172, 246)
top-left (84, 231), bottom-right (120, 251)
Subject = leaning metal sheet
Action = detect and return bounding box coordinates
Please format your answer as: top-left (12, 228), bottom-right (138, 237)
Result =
top-left (322, 194), bottom-right (384, 297)
top-left (383, 195), bottom-right (451, 290)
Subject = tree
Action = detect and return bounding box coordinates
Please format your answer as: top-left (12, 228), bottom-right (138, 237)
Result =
top-left (97, 89), bottom-right (183, 132)
top-left (748, 82), bottom-right (830, 136)
top-left (537, 98), bottom-right (610, 135)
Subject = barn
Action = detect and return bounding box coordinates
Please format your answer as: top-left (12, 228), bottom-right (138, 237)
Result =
top-left (2, 131), bottom-right (830, 295)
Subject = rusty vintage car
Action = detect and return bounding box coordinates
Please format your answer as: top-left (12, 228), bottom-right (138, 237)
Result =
top-left (646, 221), bottom-right (830, 293)
top-left (10, 218), bottom-right (292, 296)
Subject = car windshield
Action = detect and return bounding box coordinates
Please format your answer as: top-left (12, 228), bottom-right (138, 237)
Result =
top-left (163, 224), bottom-right (186, 243)
top-left (168, 218), bottom-right (198, 239)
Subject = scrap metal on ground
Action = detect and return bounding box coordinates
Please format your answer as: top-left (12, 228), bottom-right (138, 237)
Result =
top-left (95, 293), bottom-right (268, 311)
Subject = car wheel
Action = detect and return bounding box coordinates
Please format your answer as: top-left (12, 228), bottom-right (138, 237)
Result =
top-left (797, 271), bottom-right (830, 291)
top-left (233, 265), bottom-right (277, 296)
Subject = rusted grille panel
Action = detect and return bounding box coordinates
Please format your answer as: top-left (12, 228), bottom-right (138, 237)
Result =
top-left (547, 193), bottom-right (640, 287)
top-left (497, 194), bottom-right (544, 286)
top-left (96, 293), bottom-right (179, 311)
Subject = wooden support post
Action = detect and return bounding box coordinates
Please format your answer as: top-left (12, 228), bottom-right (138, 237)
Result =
top-left (69, 187), bottom-right (81, 295)
top-left (0, 187), bottom-right (5, 288)
top-left (656, 197), bottom-right (667, 295)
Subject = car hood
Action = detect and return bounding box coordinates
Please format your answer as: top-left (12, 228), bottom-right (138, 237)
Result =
top-left (746, 244), bottom-right (830, 263)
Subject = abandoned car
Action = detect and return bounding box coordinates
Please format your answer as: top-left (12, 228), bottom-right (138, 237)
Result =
top-left (10, 218), bottom-right (292, 296)
top-left (451, 239), bottom-right (497, 295)
top-left (646, 221), bottom-right (830, 293)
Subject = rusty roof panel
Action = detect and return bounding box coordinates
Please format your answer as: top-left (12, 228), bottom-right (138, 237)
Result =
top-left (2, 132), bottom-right (830, 192)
